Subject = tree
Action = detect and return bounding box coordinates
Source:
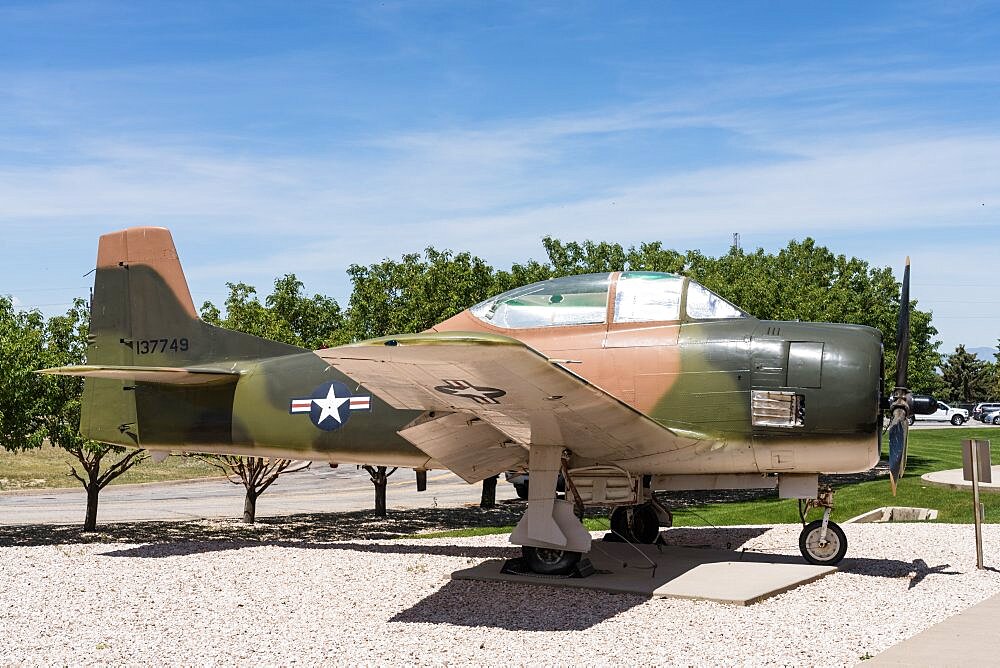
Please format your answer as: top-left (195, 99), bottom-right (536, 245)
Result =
top-left (0, 296), bottom-right (49, 452)
top-left (0, 297), bottom-right (149, 530)
top-left (200, 273), bottom-right (344, 349)
top-left (480, 475), bottom-right (499, 509)
top-left (199, 276), bottom-right (342, 521)
top-left (361, 465), bottom-right (398, 517)
top-left (939, 345), bottom-right (991, 403)
top-left (344, 248), bottom-right (500, 341)
top-left (43, 300), bottom-right (150, 531)
top-left (194, 455), bottom-right (293, 523)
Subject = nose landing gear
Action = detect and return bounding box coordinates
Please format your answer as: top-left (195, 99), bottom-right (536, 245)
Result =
top-left (798, 486), bottom-right (847, 566)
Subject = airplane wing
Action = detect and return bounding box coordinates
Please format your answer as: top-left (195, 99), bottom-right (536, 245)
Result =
top-left (319, 331), bottom-right (707, 482)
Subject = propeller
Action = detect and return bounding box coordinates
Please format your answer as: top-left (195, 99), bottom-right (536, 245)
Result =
top-left (886, 257), bottom-right (911, 495)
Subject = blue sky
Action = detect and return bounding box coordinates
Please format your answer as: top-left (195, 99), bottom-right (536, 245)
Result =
top-left (2, 1), bottom-right (999, 353)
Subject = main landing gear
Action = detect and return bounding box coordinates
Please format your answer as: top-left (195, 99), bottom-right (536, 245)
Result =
top-left (518, 499), bottom-right (669, 575)
top-left (797, 486), bottom-right (847, 566)
top-left (609, 501), bottom-right (670, 544)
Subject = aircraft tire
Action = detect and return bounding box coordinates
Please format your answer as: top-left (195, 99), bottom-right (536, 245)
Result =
top-left (610, 504), bottom-right (660, 544)
top-left (798, 520), bottom-right (848, 566)
top-left (522, 545), bottom-right (581, 575)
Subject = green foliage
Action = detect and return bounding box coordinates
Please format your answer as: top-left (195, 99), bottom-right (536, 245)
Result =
top-left (344, 248), bottom-right (499, 340)
top-left (939, 345), bottom-right (993, 402)
top-left (0, 296), bottom-right (49, 451)
top-left (200, 274), bottom-right (343, 349)
top-left (0, 296), bottom-right (103, 455)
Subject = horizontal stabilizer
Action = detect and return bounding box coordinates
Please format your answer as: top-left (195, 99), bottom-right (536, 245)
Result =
top-left (38, 365), bottom-right (241, 386)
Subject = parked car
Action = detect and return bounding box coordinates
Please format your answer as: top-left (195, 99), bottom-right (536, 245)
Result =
top-left (909, 400), bottom-right (968, 426)
top-left (974, 403), bottom-right (1000, 422)
top-left (983, 409), bottom-right (1000, 425)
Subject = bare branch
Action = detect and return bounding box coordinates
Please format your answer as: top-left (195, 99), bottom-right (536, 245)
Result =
top-left (191, 454), bottom-right (244, 485)
top-left (97, 449), bottom-right (149, 490)
top-left (66, 464), bottom-right (87, 487)
top-left (256, 458), bottom-right (294, 495)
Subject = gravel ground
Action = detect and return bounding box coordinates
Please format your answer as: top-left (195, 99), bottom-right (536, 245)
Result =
top-left (2, 522), bottom-right (999, 666)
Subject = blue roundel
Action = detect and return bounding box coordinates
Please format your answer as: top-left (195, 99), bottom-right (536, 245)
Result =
top-left (307, 380), bottom-right (354, 431)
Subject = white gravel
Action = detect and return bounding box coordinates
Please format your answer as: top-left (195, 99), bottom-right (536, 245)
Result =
top-left (2, 523), bottom-right (1000, 666)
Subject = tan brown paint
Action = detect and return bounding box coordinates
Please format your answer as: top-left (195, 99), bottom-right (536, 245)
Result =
top-left (432, 272), bottom-right (682, 413)
top-left (97, 227), bottom-right (198, 319)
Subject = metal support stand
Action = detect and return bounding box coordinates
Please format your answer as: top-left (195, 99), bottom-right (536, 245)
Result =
top-left (963, 439), bottom-right (990, 570)
top-left (970, 441), bottom-right (984, 570)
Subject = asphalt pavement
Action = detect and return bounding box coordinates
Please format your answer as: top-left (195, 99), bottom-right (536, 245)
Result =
top-left (0, 464), bottom-right (519, 526)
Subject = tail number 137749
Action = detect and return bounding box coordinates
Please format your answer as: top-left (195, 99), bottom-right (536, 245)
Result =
top-left (134, 338), bottom-right (189, 355)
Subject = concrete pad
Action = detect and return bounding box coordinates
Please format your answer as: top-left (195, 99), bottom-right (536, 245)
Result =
top-left (452, 541), bottom-right (836, 605)
top-left (861, 591), bottom-right (1000, 666)
top-left (845, 506), bottom-right (939, 523)
top-left (921, 466), bottom-right (1000, 493)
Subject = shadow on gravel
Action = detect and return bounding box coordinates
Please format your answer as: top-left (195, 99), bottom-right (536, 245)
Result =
top-left (101, 540), bottom-right (519, 560)
top-left (0, 501), bottom-right (527, 548)
top-left (657, 526), bottom-right (772, 549)
top-left (838, 556), bottom-right (962, 588)
top-left (390, 579), bottom-right (645, 631)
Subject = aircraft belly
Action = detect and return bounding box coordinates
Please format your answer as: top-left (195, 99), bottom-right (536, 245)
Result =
top-left (751, 434), bottom-right (879, 474)
top-left (605, 438), bottom-right (758, 475)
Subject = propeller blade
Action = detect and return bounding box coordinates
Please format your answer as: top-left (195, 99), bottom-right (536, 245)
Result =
top-left (887, 257), bottom-right (912, 494)
top-left (895, 257), bottom-right (910, 389)
top-left (887, 406), bottom-right (909, 496)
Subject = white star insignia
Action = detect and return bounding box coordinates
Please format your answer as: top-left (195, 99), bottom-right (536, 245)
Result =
top-left (313, 384), bottom-right (349, 424)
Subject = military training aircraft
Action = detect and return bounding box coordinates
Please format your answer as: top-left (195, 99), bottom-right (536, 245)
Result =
top-left (42, 227), bottom-right (931, 574)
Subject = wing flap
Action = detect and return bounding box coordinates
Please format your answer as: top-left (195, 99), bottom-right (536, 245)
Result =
top-left (399, 412), bottom-right (528, 483)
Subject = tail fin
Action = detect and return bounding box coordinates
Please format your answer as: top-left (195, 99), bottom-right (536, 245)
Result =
top-left (89, 227), bottom-right (300, 366)
top-left (82, 227), bottom-right (302, 445)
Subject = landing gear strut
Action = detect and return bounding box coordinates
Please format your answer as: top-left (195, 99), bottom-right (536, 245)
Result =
top-left (798, 486), bottom-right (847, 566)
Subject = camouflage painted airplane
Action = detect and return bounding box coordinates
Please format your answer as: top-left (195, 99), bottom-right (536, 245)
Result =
top-left (43, 227), bottom-right (929, 574)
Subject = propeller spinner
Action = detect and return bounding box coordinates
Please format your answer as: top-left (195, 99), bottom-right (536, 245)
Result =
top-left (886, 257), bottom-right (911, 495)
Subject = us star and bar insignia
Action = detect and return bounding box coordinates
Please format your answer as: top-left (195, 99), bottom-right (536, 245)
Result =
top-left (434, 379), bottom-right (506, 404)
top-left (290, 380), bottom-right (371, 431)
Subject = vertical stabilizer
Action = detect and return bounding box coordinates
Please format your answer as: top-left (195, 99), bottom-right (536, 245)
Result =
top-left (82, 227), bottom-right (303, 446)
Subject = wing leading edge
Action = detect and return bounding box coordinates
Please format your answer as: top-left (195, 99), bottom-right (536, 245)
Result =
top-left (318, 331), bottom-right (706, 482)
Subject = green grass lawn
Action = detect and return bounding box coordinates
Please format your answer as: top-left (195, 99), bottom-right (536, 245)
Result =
top-left (0, 444), bottom-right (220, 491)
top-left (418, 427), bottom-right (1000, 538)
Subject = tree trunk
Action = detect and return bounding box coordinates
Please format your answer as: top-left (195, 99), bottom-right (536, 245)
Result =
top-left (243, 490), bottom-right (257, 524)
top-left (83, 484), bottom-right (99, 532)
top-left (374, 471), bottom-right (387, 517)
top-left (480, 475), bottom-right (498, 509)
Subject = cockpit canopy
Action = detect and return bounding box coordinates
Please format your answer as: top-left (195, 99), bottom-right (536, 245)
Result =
top-left (470, 271), bottom-right (747, 329)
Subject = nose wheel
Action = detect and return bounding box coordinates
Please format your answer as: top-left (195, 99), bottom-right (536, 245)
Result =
top-left (797, 486), bottom-right (848, 566)
top-left (799, 519), bottom-right (847, 565)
